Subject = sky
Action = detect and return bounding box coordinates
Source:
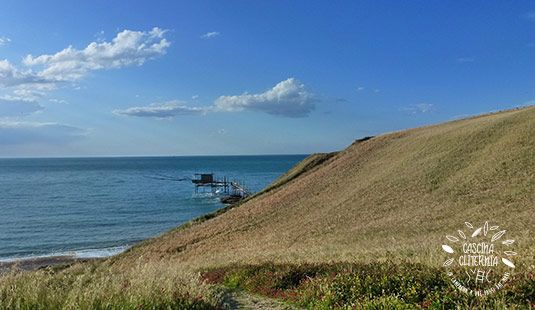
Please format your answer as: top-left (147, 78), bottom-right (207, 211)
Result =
top-left (1, 1), bottom-right (535, 157)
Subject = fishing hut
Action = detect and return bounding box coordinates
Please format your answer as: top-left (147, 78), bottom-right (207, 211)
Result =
top-left (145, 172), bottom-right (253, 204)
top-left (192, 173), bottom-right (227, 195)
top-left (191, 173), bottom-right (252, 203)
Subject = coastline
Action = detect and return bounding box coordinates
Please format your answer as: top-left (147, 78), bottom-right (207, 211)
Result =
top-left (0, 256), bottom-right (102, 275)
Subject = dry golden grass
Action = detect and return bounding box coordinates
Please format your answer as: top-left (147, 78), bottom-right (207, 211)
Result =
top-left (0, 260), bottom-right (221, 309)
top-left (115, 106), bottom-right (535, 272)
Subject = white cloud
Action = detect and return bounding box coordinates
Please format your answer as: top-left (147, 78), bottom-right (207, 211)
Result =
top-left (356, 86), bottom-right (381, 93)
top-left (0, 37), bottom-right (11, 46)
top-left (113, 100), bottom-right (206, 118)
top-left (214, 78), bottom-right (316, 117)
top-left (0, 121), bottom-right (85, 145)
top-left (23, 27), bottom-right (170, 82)
top-left (49, 98), bottom-right (69, 104)
top-left (0, 59), bottom-right (49, 87)
top-left (0, 97), bottom-right (43, 116)
top-left (12, 88), bottom-right (47, 101)
top-left (115, 78), bottom-right (317, 119)
top-left (0, 28), bottom-right (169, 113)
top-left (201, 32), bottom-right (220, 39)
top-left (402, 103), bottom-right (435, 114)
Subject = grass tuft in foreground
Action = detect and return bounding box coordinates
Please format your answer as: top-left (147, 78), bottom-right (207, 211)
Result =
top-left (0, 260), bottom-right (223, 310)
top-left (202, 262), bottom-right (535, 309)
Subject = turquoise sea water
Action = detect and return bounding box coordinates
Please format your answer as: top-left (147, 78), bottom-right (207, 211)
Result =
top-left (0, 155), bottom-right (306, 261)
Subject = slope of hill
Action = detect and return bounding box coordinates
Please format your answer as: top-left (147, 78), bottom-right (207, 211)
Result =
top-left (116, 106), bottom-right (535, 269)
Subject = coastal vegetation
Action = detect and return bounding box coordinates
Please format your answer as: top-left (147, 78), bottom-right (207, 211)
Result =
top-left (202, 262), bottom-right (535, 309)
top-left (0, 260), bottom-right (222, 310)
top-left (1, 106), bottom-right (535, 309)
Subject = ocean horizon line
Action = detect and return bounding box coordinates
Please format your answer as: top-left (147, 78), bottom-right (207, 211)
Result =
top-left (0, 153), bottom-right (311, 160)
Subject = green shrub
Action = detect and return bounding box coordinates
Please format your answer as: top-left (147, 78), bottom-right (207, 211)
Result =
top-left (202, 262), bottom-right (535, 309)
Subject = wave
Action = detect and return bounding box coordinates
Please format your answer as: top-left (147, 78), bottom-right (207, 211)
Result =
top-left (0, 245), bottom-right (129, 263)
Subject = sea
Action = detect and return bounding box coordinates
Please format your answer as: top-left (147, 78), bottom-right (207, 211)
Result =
top-left (0, 155), bottom-right (306, 262)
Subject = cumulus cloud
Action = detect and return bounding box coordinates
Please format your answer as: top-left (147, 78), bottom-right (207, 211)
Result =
top-left (0, 27), bottom-right (169, 116)
top-left (0, 98), bottom-right (43, 116)
top-left (214, 78), bottom-right (316, 117)
top-left (0, 121), bottom-right (85, 145)
top-left (201, 32), bottom-right (220, 39)
top-left (23, 27), bottom-right (170, 82)
top-left (113, 100), bottom-right (206, 118)
top-left (115, 78), bottom-right (317, 119)
top-left (0, 59), bottom-right (49, 87)
top-left (0, 37), bottom-right (11, 46)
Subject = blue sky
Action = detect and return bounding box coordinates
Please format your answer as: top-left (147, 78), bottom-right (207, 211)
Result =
top-left (1, 1), bottom-right (535, 157)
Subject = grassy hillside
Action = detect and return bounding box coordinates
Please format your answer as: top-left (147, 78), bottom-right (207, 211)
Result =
top-left (2, 106), bottom-right (535, 309)
top-left (116, 106), bottom-right (535, 269)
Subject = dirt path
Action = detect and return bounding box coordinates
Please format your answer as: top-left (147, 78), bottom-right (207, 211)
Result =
top-left (218, 287), bottom-right (300, 310)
